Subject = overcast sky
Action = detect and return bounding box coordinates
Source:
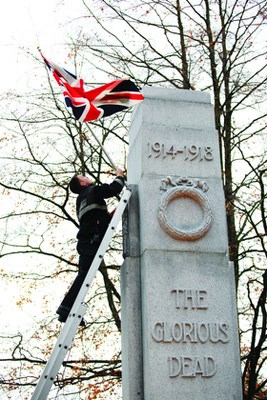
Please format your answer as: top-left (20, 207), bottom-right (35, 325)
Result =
top-left (0, 0), bottom-right (84, 91)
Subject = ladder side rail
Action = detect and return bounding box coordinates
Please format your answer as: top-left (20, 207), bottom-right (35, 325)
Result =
top-left (31, 187), bottom-right (131, 400)
top-left (31, 303), bottom-right (87, 400)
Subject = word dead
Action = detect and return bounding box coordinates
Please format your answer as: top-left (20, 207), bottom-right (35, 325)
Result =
top-left (152, 321), bottom-right (230, 344)
top-left (147, 142), bottom-right (213, 161)
top-left (168, 356), bottom-right (216, 378)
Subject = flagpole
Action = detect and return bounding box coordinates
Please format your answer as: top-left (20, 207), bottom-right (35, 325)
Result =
top-left (85, 123), bottom-right (117, 170)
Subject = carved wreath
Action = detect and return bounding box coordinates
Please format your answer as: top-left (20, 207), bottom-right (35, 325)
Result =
top-left (158, 177), bottom-right (213, 241)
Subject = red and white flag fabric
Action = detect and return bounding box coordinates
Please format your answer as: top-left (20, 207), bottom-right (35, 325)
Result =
top-left (40, 51), bottom-right (144, 122)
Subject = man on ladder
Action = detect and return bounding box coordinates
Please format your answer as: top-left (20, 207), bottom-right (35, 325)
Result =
top-left (56, 168), bottom-right (125, 325)
top-left (31, 175), bottom-right (131, 400)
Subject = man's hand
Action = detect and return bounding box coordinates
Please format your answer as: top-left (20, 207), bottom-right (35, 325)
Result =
top-left (115, 168), bottom-right (124, 177)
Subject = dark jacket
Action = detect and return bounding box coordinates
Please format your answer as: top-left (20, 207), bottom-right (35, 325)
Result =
top-left (76, 176), bottom-right (124, 255)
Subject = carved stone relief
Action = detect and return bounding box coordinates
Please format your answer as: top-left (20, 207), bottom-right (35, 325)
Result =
top-left (158, 176), bottom-right (213, 241)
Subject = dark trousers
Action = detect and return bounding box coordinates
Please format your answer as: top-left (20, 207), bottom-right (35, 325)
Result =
top-left (57, 253), bottom-right (95, 317)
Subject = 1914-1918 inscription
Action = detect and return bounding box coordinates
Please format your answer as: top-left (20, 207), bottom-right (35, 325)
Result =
top-left (147, 142), bottom-right (214, 161)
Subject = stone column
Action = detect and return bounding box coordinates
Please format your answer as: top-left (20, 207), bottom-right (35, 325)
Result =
top-left (121, 87), bottom-right (242, 400)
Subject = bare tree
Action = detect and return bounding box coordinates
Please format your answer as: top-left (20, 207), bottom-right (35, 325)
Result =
top-left (0, 62), bottom-right (129, 398)
top-left (76, 0), bottom-right (267, 398)
top-left (0, 0), bottom-right (266, 398)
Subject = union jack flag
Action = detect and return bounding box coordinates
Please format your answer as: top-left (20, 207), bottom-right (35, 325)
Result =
top-left (40, 52), bottom-right (144, 122)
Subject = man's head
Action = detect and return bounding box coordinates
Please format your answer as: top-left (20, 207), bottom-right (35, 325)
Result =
top-left (69, 175), bottom-right (94, 194)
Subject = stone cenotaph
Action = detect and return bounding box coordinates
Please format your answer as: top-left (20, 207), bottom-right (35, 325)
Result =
top-left (121, 87), bottom-right (242, 400)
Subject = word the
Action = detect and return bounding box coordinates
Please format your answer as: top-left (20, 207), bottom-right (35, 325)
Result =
top-left (168, 356), bottom-right (216, 378)
top-left (152, 321), bottom-right (230, 344)
top-left (147, 142), bottom-right (213, 161)
top-left (171, 289), bottom-right (208, 309)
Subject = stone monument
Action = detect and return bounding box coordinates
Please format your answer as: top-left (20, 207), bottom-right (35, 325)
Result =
top-left (121, 87), bottom-right (242, 400)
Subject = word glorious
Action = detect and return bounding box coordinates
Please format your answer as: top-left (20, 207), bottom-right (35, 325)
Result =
top-left (152, 321), bottom-right (230, 344)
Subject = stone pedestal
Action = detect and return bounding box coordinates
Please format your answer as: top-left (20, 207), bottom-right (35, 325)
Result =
top-left (121, 87), bottom-right (242, 400)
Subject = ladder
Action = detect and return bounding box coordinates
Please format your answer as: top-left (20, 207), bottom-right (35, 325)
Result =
top-left (31, 186), bottom-right (132, 400)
